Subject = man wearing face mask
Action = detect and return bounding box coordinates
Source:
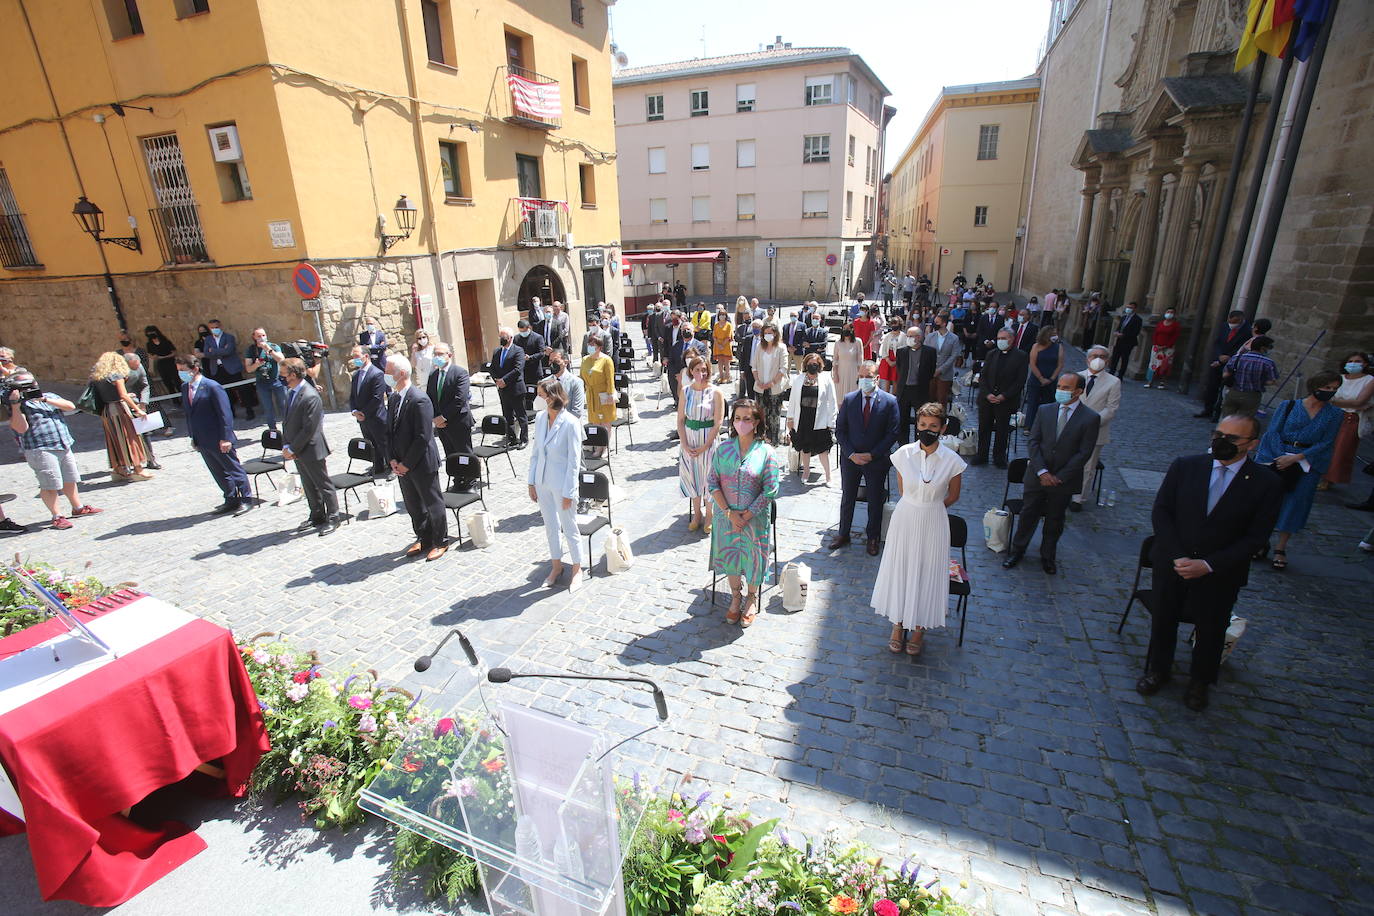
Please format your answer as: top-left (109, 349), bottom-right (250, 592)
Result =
top-left (1012, 309), bottom-right (1038, 354)
top-left (385, 354), bottom-right (448, 561)
top-left (202, 319), bottom-right (257, 420)
top-left (736, 319), bottom-right (762, 400)
top-left (1003, 373), bottom-right (1100, 574)
top-left (280, 357), bottom-right (339, 535)
top-left (643, 303), bottom-right (662, 363)
top-left (359, 318), bottom-right (388, 370)
top-left (973, 329), bottom-right (1028, 467)
top-left (893, 327), bottom-right (935, 445)
top-left (803, 311), bottom-right (829, 359)
top-left (926, 313), bottom-right (960, 405)
top-left (491, 327), bottom-right (527, 447)
top-left (177, 354), bottom-right (252, 515)
top-left (832, 360), bottom-right (900, 555)
top-left (1072, 346), bottom-right (1122, 511)
top-left (973, 304), bottom-right (1002, 360)
top-left (1108, 302), bottom-right (1143, 377)
top-left (515, 318), bottom-right (546, 392)
top-left (1197, 310), bottom-right (1251, 420)
top-left (781, 311), bottom-right (807, 374)
top-left (426, 341), bottom-right (473, 459)
top-left (1139, 415), bottom-right (1280, 711)
top-left (348, 343), bottom-right (391, 476)
top-left (542, 349), bottom-right (585, 419)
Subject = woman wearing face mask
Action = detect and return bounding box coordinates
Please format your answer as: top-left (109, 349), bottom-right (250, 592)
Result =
top-left (143, 325), bottom-right (180, 400)
top-left (1144, 309), bottom-right (1181, 389)
top-left (876, 320), bottom-right (905, 394)
top-left (411, 331), bottom-right (434, 389)
top-left (1254, 371), bottom-right (1344, 570)
top-left (871, 402), bottom-right (964, 656)
top-left (192, 323), bottom-right (211, 359)
top-left (750, 322), bottom-right (786, 444)
top-left (786, 353), bottom-right (838, 485)
top-left (527, 378), bottom-right (584, 591)
top-left (678, 356), bottom-right (725, 531)
top-left (832, 326), bottom-right (863, 398)
top-left (1023, 326), bottom-right (1064, 423)
top-left (579, 331), bottom-right (617, 457)
top-left (711, 308), bottom-right (735, 384)
top-left (852, 307), bottom-right (879, 360)
top-left (1321, 352), bottom-right (1374, 489)
top-left (708, 399), bottom-right (781, 626)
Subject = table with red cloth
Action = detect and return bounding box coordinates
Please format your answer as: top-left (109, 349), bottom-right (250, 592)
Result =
top-left (0, 591), bottom-right (269, 906)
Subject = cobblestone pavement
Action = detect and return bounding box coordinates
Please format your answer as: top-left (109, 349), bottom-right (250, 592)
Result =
top-left (2, 326), bottom-right (1372, 915)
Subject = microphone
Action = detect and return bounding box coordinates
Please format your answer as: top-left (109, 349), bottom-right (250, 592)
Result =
top-left (486, 667), bottom-right (669, 721)
top-left (414, 628), bottom-right (479, 672)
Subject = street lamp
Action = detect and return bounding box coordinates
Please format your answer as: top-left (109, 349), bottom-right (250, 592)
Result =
top-left (72, 196), bottom-right (141, 252)
top-left (380, 194), bottom-right (418, 251)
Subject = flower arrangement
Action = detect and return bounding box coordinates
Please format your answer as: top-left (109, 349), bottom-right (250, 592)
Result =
top-left (0, 559), bottom-right (122, 636)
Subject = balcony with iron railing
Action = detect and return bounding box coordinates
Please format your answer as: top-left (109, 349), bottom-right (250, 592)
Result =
top-left (0, 214), bottom-right (41, 269)
top-left (147, 203), bottom-right (211, 264)
top-left (498, 65), bottom-right (563, 131)
top-left (511, 198), bottom-right (567, 247)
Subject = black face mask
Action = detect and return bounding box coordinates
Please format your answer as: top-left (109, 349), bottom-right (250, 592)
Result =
top-left (917, 429), bottom-right (941, 447)
top-left (1314, 389), bottom-right (1336, 402)
top-left (1210, 436), bottom-right (1239, 461)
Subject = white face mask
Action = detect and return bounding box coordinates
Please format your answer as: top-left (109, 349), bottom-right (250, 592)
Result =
top-left (763, 334), bottom-right (776, 343)
top-left (906, 337), bottom-right (919, 348)
top-left (535, 395), bottom-right (549, 411)
top-left (1089, 357), bottom-right (1106, 372)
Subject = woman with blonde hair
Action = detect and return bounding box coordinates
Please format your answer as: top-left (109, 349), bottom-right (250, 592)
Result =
top-left (678, 356), bottom-right (725, 530)
top-left (90, 350), bottom-right (152, 481)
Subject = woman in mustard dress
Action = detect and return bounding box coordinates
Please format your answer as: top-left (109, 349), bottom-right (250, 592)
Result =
top-left (712, 308), bottom-right (735, 384)
top-left (708, 399), bottom-right (781, 628)
top-left (580, 331), bottom-right (617, 456)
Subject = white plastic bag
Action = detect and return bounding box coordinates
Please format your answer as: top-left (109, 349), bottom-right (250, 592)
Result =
top-left (275, 471), bottom-right (303, 507)
top-left (604, 527), bottom-right (635, 573)
top-left (366, 480), bottom-right (397, 517)
top-left (1192, 615), bottom-right (1247, 663)
top-left (781, 562), bottom-right (811, 611)
top-left (787, 445), bottom-right (802, 473)
top-left (467, 510), bottom-right (495, 548)
top-left (983, 508), bottom-right (1011, 553)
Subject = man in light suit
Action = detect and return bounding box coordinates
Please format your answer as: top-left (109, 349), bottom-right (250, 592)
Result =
top-left (281, 357), bottom-right (339, 535)
top-left (177, 354), bottom-right (251, 516)
top-left (1073, 345), bottom-right (1122, 511)
top-left (426, 341), bottom-right (473, 459)
top-left (832, 360), bottom-right (900, 556)
top-left (491, 327), bottom-right (527, 447)
top-left (348, 344), bottom-right (389, 477)
top-left (926, 313), bottom-right (960, 405)
top-left (1139, 415), bottom-right (1280, 710)
top-left (1003, 373), bottom-right (1101, 574)
top-left (386, 354), bottom-right (447, 561)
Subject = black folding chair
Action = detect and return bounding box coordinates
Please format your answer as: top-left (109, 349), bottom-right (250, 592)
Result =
top-left (948, 513), bottom-right (971, 646)
top-left (443, 452), bottom-right (487, 545)
top-left (327, 438), bottom-right (377, 521)
top-left (710, 502), bottom-right (779, 606)
top-left (583, 424), bottom-right (613, 481)
top-left (471, 361), bottom-right (495, 408)
top-left (614, 371), bottom-right (632, 393)
top-left (1001, 457), bottom-right (1029, 529)
top-left (611, 389), bottom-right (634, 451)
top-left (522, 390), bottom-right (537, 423)
top-left (242, 429), bottom-right (285, 500)
top-left (1115, 535), bottom-right (1183, 673)
top-left (1094, 460), bottom-right (1106, 504)
top-left (944, 415), bottom-right (962, 437)
top-left (471, 415), bottom-right (517, 479)
top-left (578, 471), bottom-right (613, 576)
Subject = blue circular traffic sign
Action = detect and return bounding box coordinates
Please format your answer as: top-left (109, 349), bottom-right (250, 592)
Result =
top-left (292, 262), bottom-right (321, 299)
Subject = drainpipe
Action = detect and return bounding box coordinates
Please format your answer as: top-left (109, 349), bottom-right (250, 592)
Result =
top-left (1089, 0), bottom-right (1114, 122)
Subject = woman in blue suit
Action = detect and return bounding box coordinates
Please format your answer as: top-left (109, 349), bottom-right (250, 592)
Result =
top-left (527, 377), bottom-right (585, 591)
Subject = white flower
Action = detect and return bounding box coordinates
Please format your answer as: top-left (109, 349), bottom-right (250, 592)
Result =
top-left (251, 649), bottom-right (271, 665)
top-left (286, 683), bottom-right (309, 703)
top-left (357, 712), bottom-right (378, 734)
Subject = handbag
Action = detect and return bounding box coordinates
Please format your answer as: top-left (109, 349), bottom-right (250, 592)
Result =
top-left (1267, 400), bottom-right (1307, 493)
top-left (76, 382), bottom-right (101, 414)
top-left (604, 526), bottom-right (635, 573)
top-left (983, 508), bottom-right (1011, 553)
top-left (781, 562), bottom-right (811, 611)
top-left (275, 471), bottom-right (303, 507)
top-left (467, 510), bottom-right (496, 548)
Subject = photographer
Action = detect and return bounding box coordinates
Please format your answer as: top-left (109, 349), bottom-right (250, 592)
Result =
top-left (4, 370), bottom-right (103, 529)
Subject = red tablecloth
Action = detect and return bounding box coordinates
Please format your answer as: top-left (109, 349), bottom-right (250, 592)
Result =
top-left (0, 603), bottom-right (269, 906)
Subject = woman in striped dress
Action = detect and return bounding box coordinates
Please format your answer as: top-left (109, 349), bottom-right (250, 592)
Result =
top-left (678, 356), bottom-right (725, 531)
top-left (708, 399), bottom-right (781, 627)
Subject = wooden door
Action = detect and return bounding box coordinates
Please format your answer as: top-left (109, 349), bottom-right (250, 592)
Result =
top-left (457, 281), bottom-right (484, 370)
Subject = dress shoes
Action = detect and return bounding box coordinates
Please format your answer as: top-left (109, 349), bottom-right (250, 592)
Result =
top-left (297, 516), bottom-right (324, 532)
top-left (212, 501), bottom-right (238, 515)
top-left (1001, 551), bottom-right (1024, 569)
top-left (866, 537), bottom-right (880, 556)
top-left (230, 501), bottom-right (251, 517)
top-left (1135, 671), bottom-right (1171, 696)
top-left (968, 457), bottom-right (988, 466)
top-left (1183, 679), bottom-right (1209, 711)
top-left (404, 541), bottom-right (425, 557)
top-left (1041, 558), bottom-right (1058, 575)
top-left (829, 535), bottom-right (852, 550)
top-left (425, 544), bottom-right (448, 562)
top-left (318, 516), bottom-right (342, 537)
top-left (1069, 501), bottom-right (1084, 513)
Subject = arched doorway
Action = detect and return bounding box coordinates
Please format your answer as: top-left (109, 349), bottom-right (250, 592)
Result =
top-left (516, 265), bottom-right (565, 314)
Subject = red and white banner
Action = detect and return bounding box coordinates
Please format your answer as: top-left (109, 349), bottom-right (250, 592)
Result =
top-left (515, 197), bottom-right (569, 217)
top-left (508, 72), bottom-right (562, 119)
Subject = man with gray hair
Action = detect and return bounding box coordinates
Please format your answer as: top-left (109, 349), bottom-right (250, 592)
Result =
top-left (491, 326), bottom-right (527, 447)
top-left (385, 354), bottom-right (447, 561)
top-left (1073, 344), bottom-right (1122, 511)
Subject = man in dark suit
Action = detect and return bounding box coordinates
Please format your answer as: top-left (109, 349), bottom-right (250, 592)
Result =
top-left (803, 313), bottom-right (829, 358)
top-left (515, 318), bottom-right (546, 392)
top-left (893, 327), bottom-right (936, 445)
top-left (659, 315), bottom-right (691, 407)
top-left (348, 344), bottom-right (389, 476)
top-left (974, 329), bottom-right (1029, 467)
top-left (359, 318), bottom-right (388, 370)
top-left (781, 314), bottom-right (807, 374)
top-left (1003, 373), bottom-right (1101, 574)
top-left (736, 319), bottom-right (760, 400)
top-left (832, 360), bottom-right (900, 555)
top-left (1197, 310), bottom-right (1252, 420)
top-left (385, 354), bottom-right (448, 562)
top-left (1108, 302), bottom-right (1143, 377)
top-left (491, 327), bottom-right (527, 446)
top-left (177, 354), bottom-right (250, 516)
top-left (280, 357), bottom-right (339, 535)
top-left (425, 341), bottom-right (473, 458)
top-left (1010, 314), bottom-right (1038, 354)
top-left (201, 318), bottom-right (256, 419)
top-left (1138, 415), bottom-right (1280, 710)
top-left (973, 304), bottom-right (1002, 360)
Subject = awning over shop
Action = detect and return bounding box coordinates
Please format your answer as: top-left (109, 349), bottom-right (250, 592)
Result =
top-left (621, 249), bottom-right (728, 265)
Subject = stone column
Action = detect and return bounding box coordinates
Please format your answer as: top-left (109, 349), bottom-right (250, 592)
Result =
top-left (1069, 186), bottom-right (1098, 292)
top-left (1122, 170), bottom-right (1165, 307)
top-left (1081, 187), bottom-right (1116, 292)
top-left (1151, 161), bottom-right (1202, 317)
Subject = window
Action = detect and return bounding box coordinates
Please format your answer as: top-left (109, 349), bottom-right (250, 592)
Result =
top-left (102, 0), bottom-right (143, 38)
top-left (648, 147), bottom-right (666, 174)
top-left (421, 0), bottom-right (454, 67)
top-left (736, 194), bottom-right (755, 221)
top-left (438, 140), bottom-right (470, 199)
top-left (736, 83), bottom-right (755, 112)
top-left (646, 94), bottom-right (664, 121)
top-left (846, 191), bottom-right (854, 220)
top-left (579, 164), bottom-right (596, 207)
top-left (570, 0), bottom-right (584, 26)
top-left (802, 190), bottom-right (828, 219)
top-left (848, 135), bottom-right (856, 166)
top-left (691, 143), bottom-right (709, 171)
top-left (142, 133), bottom-right (210, 263)
top-left (692, 196), bottom-right (709, 222)
top-left (846, 76), bottom-right (856, 105)
top-left (173, 0), bottom-right (210, 16)
top-left (978, 124), bottom-right (1000, 160)
top-left (571, 56), bottom-right (590, 110)
top-left (736, 139), bottom-right (755, 168)
top-left (690, 89), bottom-right (709, 116)
top-left (0, 167), bottom-right (41, 269)
top-left (515, 154), bottom-right (541, 198)
top-left (805, 76), bottom-right (833, 106)
top-left (974, 206), bottom-right (988, 227)
top-left (802, 134), bottom-right (830, 164)
top-left (649, 198), bottom-right (667, 223)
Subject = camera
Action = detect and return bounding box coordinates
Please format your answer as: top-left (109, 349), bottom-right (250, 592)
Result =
top-left (0, 375), bottom-right (41, 402)
top-left (280, 340), bottom-right (330, 368)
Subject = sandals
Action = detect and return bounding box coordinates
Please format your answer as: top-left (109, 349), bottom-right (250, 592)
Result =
top-left (725, 590), bottom-right (742, 624)
top-left (888, 628), bottom-right (904, 653)
top-left (739, 592), bottom-right (758, 628)
top-left (1271, 549), bottom-right (1288, 571)
top-left (905, 629), bottom-right (924, 656)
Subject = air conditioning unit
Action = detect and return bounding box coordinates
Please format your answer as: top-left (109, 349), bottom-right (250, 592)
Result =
top-left (534, 208), bottom-right (560, 240)
top-left (563, 231), bottom-right (574, 250)
top-left (207, 125), bottom-right (243, 163)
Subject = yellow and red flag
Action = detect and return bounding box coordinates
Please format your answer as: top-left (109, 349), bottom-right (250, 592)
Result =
top-left (1235, 0), bottom-right (1298, 70)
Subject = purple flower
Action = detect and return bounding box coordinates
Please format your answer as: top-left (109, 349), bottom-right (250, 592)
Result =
top-left (322, 719), bottom-right (338, 729)
top-left (776, 827), bottom-right (791, 848)
top-left (694, 790), bottom-right (711, 807)
top-left (898, 858), bottom-right (910, 880)
top-left (779, 903), bottom-right (802, 912)
top-left (632, 771), bottom-right (641, 791)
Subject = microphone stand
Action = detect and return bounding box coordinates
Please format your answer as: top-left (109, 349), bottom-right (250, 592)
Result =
top-left (414, 628), bottom-right (504, 735)
top-left (485, 668), bottom-right (669, 762)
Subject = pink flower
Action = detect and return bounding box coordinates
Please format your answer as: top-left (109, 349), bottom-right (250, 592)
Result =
top-left (433, 717), bottom-right (456, 737)
top-left (347, 695), bottom-right (373, 710)
top-left (873, 900), bottom-right (899, 916)
top-left (667, 809), bottom-right (685, 823)
top-left (356, 713), bottom-right (378, 734)
top-left (292, 671), bottom-right (312, 684)
top-left (251, 649), bottom-right (271, 665)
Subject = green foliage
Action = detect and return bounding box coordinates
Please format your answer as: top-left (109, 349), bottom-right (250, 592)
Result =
top-left (0, 560), bottom-right (121, 636)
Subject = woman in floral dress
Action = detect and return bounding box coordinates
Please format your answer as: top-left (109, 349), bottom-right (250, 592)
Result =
top-left (708, 399), bottom-right (781, 627)
top-left (678, 356), bottom-right (725, 531)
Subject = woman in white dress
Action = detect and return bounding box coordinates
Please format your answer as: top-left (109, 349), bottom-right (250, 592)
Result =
top-left (832, 326), bottom-right (862, 398)
top-left (410, 331), bottom-right (434, 389)
top-left (870, 402), bottom-right (965, 656)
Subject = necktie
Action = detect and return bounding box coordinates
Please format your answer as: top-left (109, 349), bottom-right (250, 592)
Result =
top-left (863, 396), bottom-right (872, 425)
top-left (285, 388), bottom-right (296, 415)
top-left (1086, 374), bottom-right (1096, 396)
top-left (436, 370), bottom-right (444, 402)
top-left (1057, 405), bottom-right (1070, 436)
top-left (1207, 464), bottom-right (1230, 514)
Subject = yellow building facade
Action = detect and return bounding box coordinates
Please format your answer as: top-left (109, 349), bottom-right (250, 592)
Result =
top-left (886, 79), bottom-right (1038, 293)
top-left (0, 0), bottom-right (621, 385)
